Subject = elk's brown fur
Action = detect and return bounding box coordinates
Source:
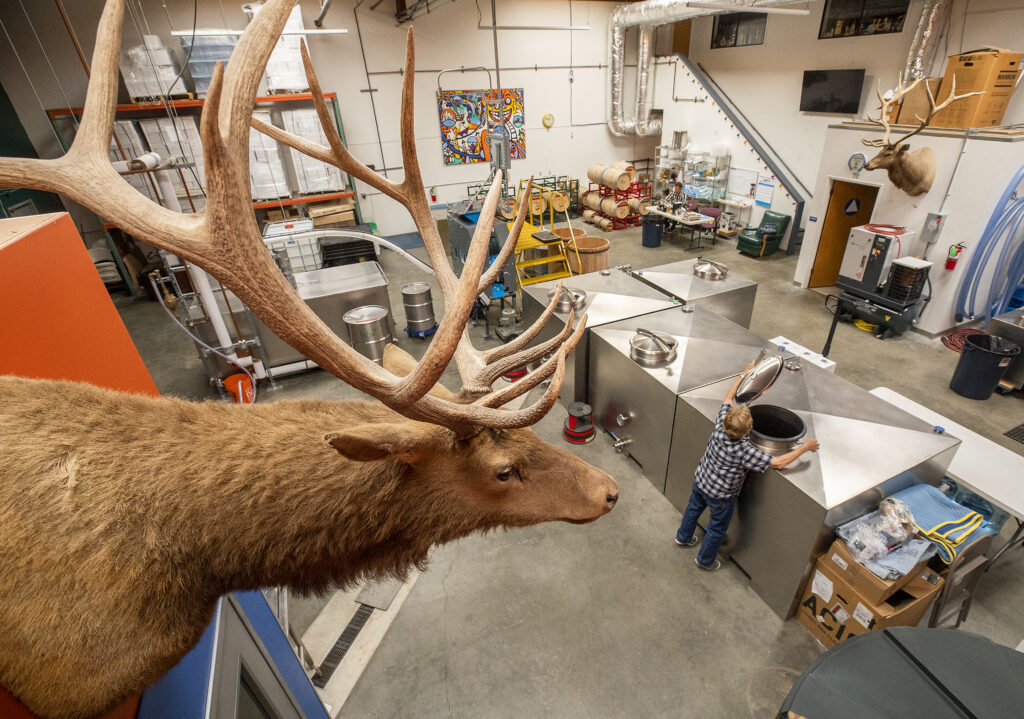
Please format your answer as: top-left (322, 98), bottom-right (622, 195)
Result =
top-left (0, 375), bottom-right (617, 719)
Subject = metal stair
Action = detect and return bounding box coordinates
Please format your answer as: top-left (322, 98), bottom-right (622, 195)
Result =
top-left (512, 219), bottom-right (574, 288)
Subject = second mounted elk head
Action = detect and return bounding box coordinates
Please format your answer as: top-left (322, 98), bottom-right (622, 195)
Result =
top-left (860, 74), bottom-right (983, 196)
top-left (0, 1), bottom-right (618, 717)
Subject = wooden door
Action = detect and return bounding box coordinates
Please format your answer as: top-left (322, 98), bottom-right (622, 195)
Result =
top-left (809, 181), bottom-right (878, 287)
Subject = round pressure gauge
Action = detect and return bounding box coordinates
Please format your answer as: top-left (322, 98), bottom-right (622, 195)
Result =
top-left (848, 153), bottom-right (867, 173)
top-left (542, 112), bottom-right (555, 128)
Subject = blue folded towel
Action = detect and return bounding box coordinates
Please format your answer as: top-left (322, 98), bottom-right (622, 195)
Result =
top-left (889, 484), bottom-right (984, 564)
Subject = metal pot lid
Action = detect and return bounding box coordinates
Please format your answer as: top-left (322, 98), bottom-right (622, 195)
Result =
top-left (630, 328), bottom-right (678, 367)
top-left (548, 286), bottom-right (586, 313)
top-left (734, 350), bottom-right (785, 404)
top-left (693, 257), bottom-right (728, 280)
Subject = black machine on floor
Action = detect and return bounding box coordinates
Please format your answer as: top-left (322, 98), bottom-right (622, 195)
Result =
top-left (823, 229), bottom-right (933, 351)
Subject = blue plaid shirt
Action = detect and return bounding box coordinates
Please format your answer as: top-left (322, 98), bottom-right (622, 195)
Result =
top-left (694, 404), bottom-right (772, 499)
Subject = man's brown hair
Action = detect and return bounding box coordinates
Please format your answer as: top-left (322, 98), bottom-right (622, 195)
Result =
top-left (724, 405), bottom-right (752, 440)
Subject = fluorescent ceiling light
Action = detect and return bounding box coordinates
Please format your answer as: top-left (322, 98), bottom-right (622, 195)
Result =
top-left (685, 2), bottom-right (811, 14)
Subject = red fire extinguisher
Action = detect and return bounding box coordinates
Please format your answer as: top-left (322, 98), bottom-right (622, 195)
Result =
top-left (946, 242), bottom-right (966, 270)
top-left (430, 186), bottom-right (437, 203)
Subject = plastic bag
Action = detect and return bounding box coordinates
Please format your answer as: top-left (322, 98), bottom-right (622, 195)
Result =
top-left (843, 499), bottom-right (916, 563)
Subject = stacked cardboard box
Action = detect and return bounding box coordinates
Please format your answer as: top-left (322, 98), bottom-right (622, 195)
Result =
top-left (931, 47), bottom-right (1024, 129)
top-left (797, 538), bottom-right (944, 649)
top-left (281, 109), bottom-right (345, 195)
top-left (119, 35), bottom-right (187, 99)
top-left (309, 199), bottom-right (357, 228)
top-left (895, 77), bottom-right (943, 125)
top-left (249, 111), bottom-right (291, 201)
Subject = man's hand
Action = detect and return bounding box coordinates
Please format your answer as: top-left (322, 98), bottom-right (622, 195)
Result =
top-left (743, 360), bottom-right (756, 375)
top-left (802, 439), bottom-right (820, 453)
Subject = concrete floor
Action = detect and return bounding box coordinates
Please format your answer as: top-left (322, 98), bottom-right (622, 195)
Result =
top-left (114, 222), bottom-right (1024, 718)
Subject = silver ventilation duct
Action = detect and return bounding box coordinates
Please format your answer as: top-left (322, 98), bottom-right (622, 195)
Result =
top-left (903, 0), bottom-right (949, 81)
top-left (607, 0), bottom-right (798, 137)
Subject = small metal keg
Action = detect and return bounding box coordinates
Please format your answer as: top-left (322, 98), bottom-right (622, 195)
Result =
top-left (343, 305), bottom-right (393, 365)
top-left (401, 282), bottom-right (437, 334)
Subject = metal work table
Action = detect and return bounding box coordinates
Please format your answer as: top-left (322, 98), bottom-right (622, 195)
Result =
top-left (521, 269), bottom-right (678, 403)
top-left (588, 306), bottom-right (792, 490)
top-left (646, 207), bottom-right (714, 249)
top-left (630, 258), bottom-right (758, 327)
top-left (669, 362), bottom-right (960, 618)
top-left (869, 387), bottom-right (1024, 568)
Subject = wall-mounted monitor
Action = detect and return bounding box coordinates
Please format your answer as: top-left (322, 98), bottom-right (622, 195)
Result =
top-left (800, 69), bottom-right (865, 114)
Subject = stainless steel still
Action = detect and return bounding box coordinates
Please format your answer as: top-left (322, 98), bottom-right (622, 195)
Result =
top-left (344, 305), bottom-right (393, 365)
top-left (191, 262), bottom-right (393, 375)
top-left (521, 270), bottom-right (678, 403)
top-left (588, 305), bottom-right (793, 490)
top-left (401, 281), bottom-right (436, 333)
top-left (668, 359), bottom-right (960, 618)
top-left (630, 258), bottom-right (757, 327)
top-left (991, 307), bottom-right (1024, 390)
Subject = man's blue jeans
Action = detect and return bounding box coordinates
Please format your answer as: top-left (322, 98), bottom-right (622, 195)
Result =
top-left (675, 484), bottom-right (737, 568)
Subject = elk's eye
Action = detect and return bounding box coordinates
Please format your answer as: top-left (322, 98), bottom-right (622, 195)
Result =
top-left (496, 466), bottom-right (518, 482)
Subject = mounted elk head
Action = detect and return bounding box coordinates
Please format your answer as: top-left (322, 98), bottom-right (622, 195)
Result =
top-left (0, 2), bottom-right (617, 718)
top-left (860, 74), bottom-right (983, 196)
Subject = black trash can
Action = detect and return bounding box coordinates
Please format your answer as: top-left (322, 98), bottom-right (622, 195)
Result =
top-left (949, 334), bottom-right (1021, 400)
top-left (642, 215), bottom-right (664, 248)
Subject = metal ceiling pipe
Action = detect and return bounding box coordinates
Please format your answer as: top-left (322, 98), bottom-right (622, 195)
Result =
top-left (607, 0), bottom-right (799, 136)
top-left (903, 0), bottom-right (949, 81)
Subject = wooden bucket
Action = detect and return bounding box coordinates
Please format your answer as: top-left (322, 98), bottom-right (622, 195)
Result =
top-left (543, 190), bottom-right (569, 213)
top-left (599, 196), bottom-right (628, 219)
top-left (553, 226), bottom-right (586, 242)
top-left (611, 160), bottom-right (636, 183)
top-left (567, 236), bottom-right (610, 274)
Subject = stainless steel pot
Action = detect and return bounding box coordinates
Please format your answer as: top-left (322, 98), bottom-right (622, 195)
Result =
top-left (748, 404), bottom-right (806, 455)
top-left (693, 257), bottom-right (728, 280)
top-left (629, 328), bottom-right (678, 367)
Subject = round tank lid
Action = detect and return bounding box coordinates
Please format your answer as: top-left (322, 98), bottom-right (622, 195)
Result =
top-left (630, 328), bottom-right (678, 367)
top-left (693, 257), bottom-right (728, 280)
top-left (548, 286), bottom-right (586, 312)
top-left (735, 350), bottom-right (785, 404)
top-left (344, 305), bottom-right (389, 324)
top-left (402, 281), bottom-right (432, 294)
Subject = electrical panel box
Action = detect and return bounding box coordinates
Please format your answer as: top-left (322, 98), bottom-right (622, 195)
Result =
top-left (920, 212), bottom-right (947, 245)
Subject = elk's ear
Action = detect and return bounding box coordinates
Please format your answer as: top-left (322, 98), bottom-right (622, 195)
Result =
top-left (899, 144), bottom-right (911, 153)
top-left (324, 423), bottom-right (444, 463)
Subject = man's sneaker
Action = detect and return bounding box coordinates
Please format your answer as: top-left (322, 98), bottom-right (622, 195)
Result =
top-left (695, 556), bottom-right (722, 571)
top-left (674, 537), bottom-right (698, 547)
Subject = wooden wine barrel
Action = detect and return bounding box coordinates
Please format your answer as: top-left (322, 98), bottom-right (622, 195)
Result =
top-left (587, 163), bottom-right (608, 185)
top-left (611, 160), bottom-right (636, 183)
top-left (582, 192), bottom-right (603, 213)
top-left (599, 196), bottom-right (629, 219)
top-left (519, 193), bottom-right (546, 215)
top-left (595, 216), bottom-right (613, 231)
top-left (582, 209), bottom-right (598, 224)
top-left (627, 197), bottom-right (652, 215)
top-left (542, 190), bottom-right (569, 213)
top-left (600, 166), bottom-right (632, 191)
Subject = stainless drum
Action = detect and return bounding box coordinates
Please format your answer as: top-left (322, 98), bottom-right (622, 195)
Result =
top-left (748, 404), bottom-right (806, 455)
top-left (344, 305), bottom-right (393, 365)
top-left (401, 282), bottom-right (436, 333)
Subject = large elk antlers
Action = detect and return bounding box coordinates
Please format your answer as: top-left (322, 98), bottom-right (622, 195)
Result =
top-left (860, 73), bottom-right (984, 148)
top-left (0, 0), bottom-right (582, 437)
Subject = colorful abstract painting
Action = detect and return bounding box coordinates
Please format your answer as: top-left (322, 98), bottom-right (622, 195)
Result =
top-left (437, 88), bottom-right (525, 166)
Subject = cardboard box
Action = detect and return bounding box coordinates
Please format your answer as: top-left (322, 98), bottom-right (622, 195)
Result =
top-left (895, 77), bottom-right (943, 125)
top-left (263, 206), bottom-right (302, 223)
top-left (797, 558), bottom-right (943, 649)
top-left (820, 538), bottom-right (928, 606)
top-left (309, 200), bottom-right (356, 228)
top-left (931, 47), bottom-right (1024, 128)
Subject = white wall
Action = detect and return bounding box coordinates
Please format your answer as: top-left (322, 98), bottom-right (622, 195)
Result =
top-left (673, 0), bottom-right (1024, 200)
top-left (795, 124), bottom-right (1024, 335)
top-left (0, 0), bottom-right (662, 236)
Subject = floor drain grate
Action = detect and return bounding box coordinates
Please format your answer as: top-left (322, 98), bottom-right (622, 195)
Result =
top-left (312, 604), bottom-right (374, 688)
top-left (1006, 423), bottom-right (1024, 446)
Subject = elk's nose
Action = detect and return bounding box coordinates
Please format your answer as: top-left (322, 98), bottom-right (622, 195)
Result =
top-left (606, 492), bottom-right (619, 508)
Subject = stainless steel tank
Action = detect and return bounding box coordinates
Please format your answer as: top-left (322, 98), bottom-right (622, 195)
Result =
top-left (401, 282), bottom-right (436, 333)
top-left (344, 305), bottom-right (393, 365)
top-left (520, 269), bottom-right (678, 403)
